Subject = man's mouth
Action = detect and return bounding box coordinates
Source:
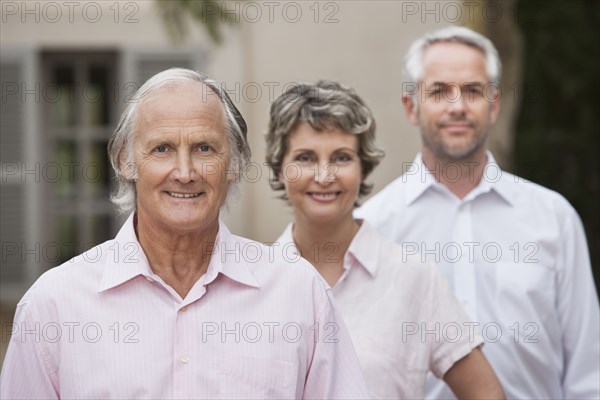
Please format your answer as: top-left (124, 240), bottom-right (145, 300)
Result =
top-left (167, 192), bottom-right (202, 199)
top-left (440, 121), bottom-right (473, 131)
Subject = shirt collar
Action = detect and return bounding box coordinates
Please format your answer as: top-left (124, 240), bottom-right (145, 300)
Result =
top-left (403, 153), bottom-right (438, 205)
top-left (277, 224), bottom-right (295, 251)
top-left (98, 214), bottom-right (259, 293)
top-left (277, 221), bottom-right (380, 278)
top-left (404, 151), bottom-right (514, 206)
top-left (480, 152), bottom-right (514, 206)
top-left (344, 220), bottom-right (381, 277)
top-left (97, 213), bottom-right (153, 292)
top-left (208, 222), bottom-right (260, 288)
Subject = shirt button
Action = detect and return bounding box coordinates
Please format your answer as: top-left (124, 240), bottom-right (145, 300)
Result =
top-left (181, 356), bottom-right (189, 363)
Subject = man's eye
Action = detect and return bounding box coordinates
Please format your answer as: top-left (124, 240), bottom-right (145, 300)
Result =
top-left (429, 89), bottom-right (444, 97)
top-left (199, 145), bottom-right (211, 152)
top-left (155, 145), bottom-right (168, 153)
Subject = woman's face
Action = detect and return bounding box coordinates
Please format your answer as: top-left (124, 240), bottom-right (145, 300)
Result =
top-left (280, 122), bottom-right (362, 226)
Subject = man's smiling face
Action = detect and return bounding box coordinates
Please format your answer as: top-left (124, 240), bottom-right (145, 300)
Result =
top-left (130, 82), bottom-right (232, 234)
top-left (405, 41), bottom-right (500, 161)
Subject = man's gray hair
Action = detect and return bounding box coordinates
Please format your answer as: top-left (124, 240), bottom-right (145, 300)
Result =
top-left (403, 26), bottom-right (502, 87)
top-left (107, 68), bottom-right (251, 214)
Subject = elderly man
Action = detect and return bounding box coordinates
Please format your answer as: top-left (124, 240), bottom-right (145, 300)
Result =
top-left (356, 27), bottom-right (600, 398)
top-left (0, 68), bottom-right (370, 399)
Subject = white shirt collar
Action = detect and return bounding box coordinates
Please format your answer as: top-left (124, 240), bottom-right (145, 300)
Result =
top-left (98, 213), bottom-right (259, 293)
top-left (277, 220), bottom-right (381, 279)
top-left (403, 151), bottom-right (514, 206)
top-left (344, 220), bottom-right (381, 277)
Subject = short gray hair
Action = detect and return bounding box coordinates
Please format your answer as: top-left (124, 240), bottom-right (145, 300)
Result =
top-left (403, 26), bottom-right (502, 87)
top-left (107, 68), bottom-right (251, 214)
top-left (266, 81), bottom-right (384, 200)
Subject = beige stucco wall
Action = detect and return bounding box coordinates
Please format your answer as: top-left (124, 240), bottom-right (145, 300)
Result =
top-left (1, 0), bottom-right (453, 243)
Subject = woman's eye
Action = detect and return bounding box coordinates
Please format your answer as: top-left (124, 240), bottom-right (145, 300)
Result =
top-left (199, 145), bottom-right (211, 152)
top-left (296, 154), bottom-right (313, 163)
top-left (155, 145), bottom-right (168, 153)
top-left (334, 154), bottom-right (352, 163)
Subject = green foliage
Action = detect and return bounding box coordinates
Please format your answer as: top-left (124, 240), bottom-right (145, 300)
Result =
top-left (514, 0), bottom-right (600, 283)
top-left (155, 0), bottom-right (240, 44)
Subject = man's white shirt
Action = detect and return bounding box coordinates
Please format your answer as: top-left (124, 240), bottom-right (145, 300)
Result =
top-left (355, 152), bottom-right (600, 399)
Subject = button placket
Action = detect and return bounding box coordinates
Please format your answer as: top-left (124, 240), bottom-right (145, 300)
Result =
top-left (452, 202), bottom-right (477, 319)
top-left (173, 303), bottom-right (195, 398)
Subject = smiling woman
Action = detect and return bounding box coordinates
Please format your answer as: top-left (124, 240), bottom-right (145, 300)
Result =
top-left (266, 81), bottom-right (505, 399)
top-left (281, 122), bottom-right (362, 228)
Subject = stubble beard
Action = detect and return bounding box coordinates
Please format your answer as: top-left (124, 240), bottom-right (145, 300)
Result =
top-left (421, 123), bottom-right (488, 164)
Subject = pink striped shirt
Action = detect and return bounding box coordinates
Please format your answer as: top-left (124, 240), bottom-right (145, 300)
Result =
top-left (0, 214), bottom-right (369, 399)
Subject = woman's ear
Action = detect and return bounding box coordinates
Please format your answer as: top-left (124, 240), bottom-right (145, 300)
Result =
top-left (278, 168), bottom-right (289, 188)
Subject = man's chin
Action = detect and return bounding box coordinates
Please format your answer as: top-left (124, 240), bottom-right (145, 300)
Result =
top-left (437, 141), bottom-right (484, 161)
top-left (141, 212), bottom-right (213, 233)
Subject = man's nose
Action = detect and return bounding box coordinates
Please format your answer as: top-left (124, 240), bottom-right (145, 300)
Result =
top-left (172, 152), bottom-right (198, 183)
top-left (446, 87), bottom-right (467, 114)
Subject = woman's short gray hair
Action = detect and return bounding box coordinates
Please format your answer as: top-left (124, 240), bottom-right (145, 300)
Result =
top-left (107, 68), bottom-right (251, 214)
top-left (266, 80), bottom-right (384, 200)
top-left (404, 26), bottom-right (502, 86)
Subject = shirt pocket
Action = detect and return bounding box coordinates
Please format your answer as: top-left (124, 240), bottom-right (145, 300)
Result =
top-left (494, 261), bottom-right (555, 325)
top-left (218, 352), bottom-right (299, 399)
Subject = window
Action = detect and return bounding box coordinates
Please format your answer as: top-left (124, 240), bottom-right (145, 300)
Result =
top-left (41, 51), bottom-right (119, 265)
top-left (1, 49), bottom-right (197, 303)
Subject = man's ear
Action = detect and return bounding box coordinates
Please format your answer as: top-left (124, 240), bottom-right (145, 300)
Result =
top-left (489, 89), bottom-right (501, 124)
top-left (225, 156), bottom-right (246, 184)
top-left (402, 94), bottom-right (419, 125)
top-left (119, 151), bottom-right (138, 182)
top-left (226, 166), bottom-right (238, 183)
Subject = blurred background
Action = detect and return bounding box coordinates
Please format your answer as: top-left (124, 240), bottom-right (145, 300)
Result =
top-left (1, 0), bottom-right (598, 365)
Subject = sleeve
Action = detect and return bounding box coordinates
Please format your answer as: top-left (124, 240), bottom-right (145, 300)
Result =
top-left (302, 287), bottom-right (371, 400)
top-left (0, 301), bottom-right (59, 399)
top-left (556, 205), bottom-right (600, 398)
top-left (427, 265), bottom-right (484, 379)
